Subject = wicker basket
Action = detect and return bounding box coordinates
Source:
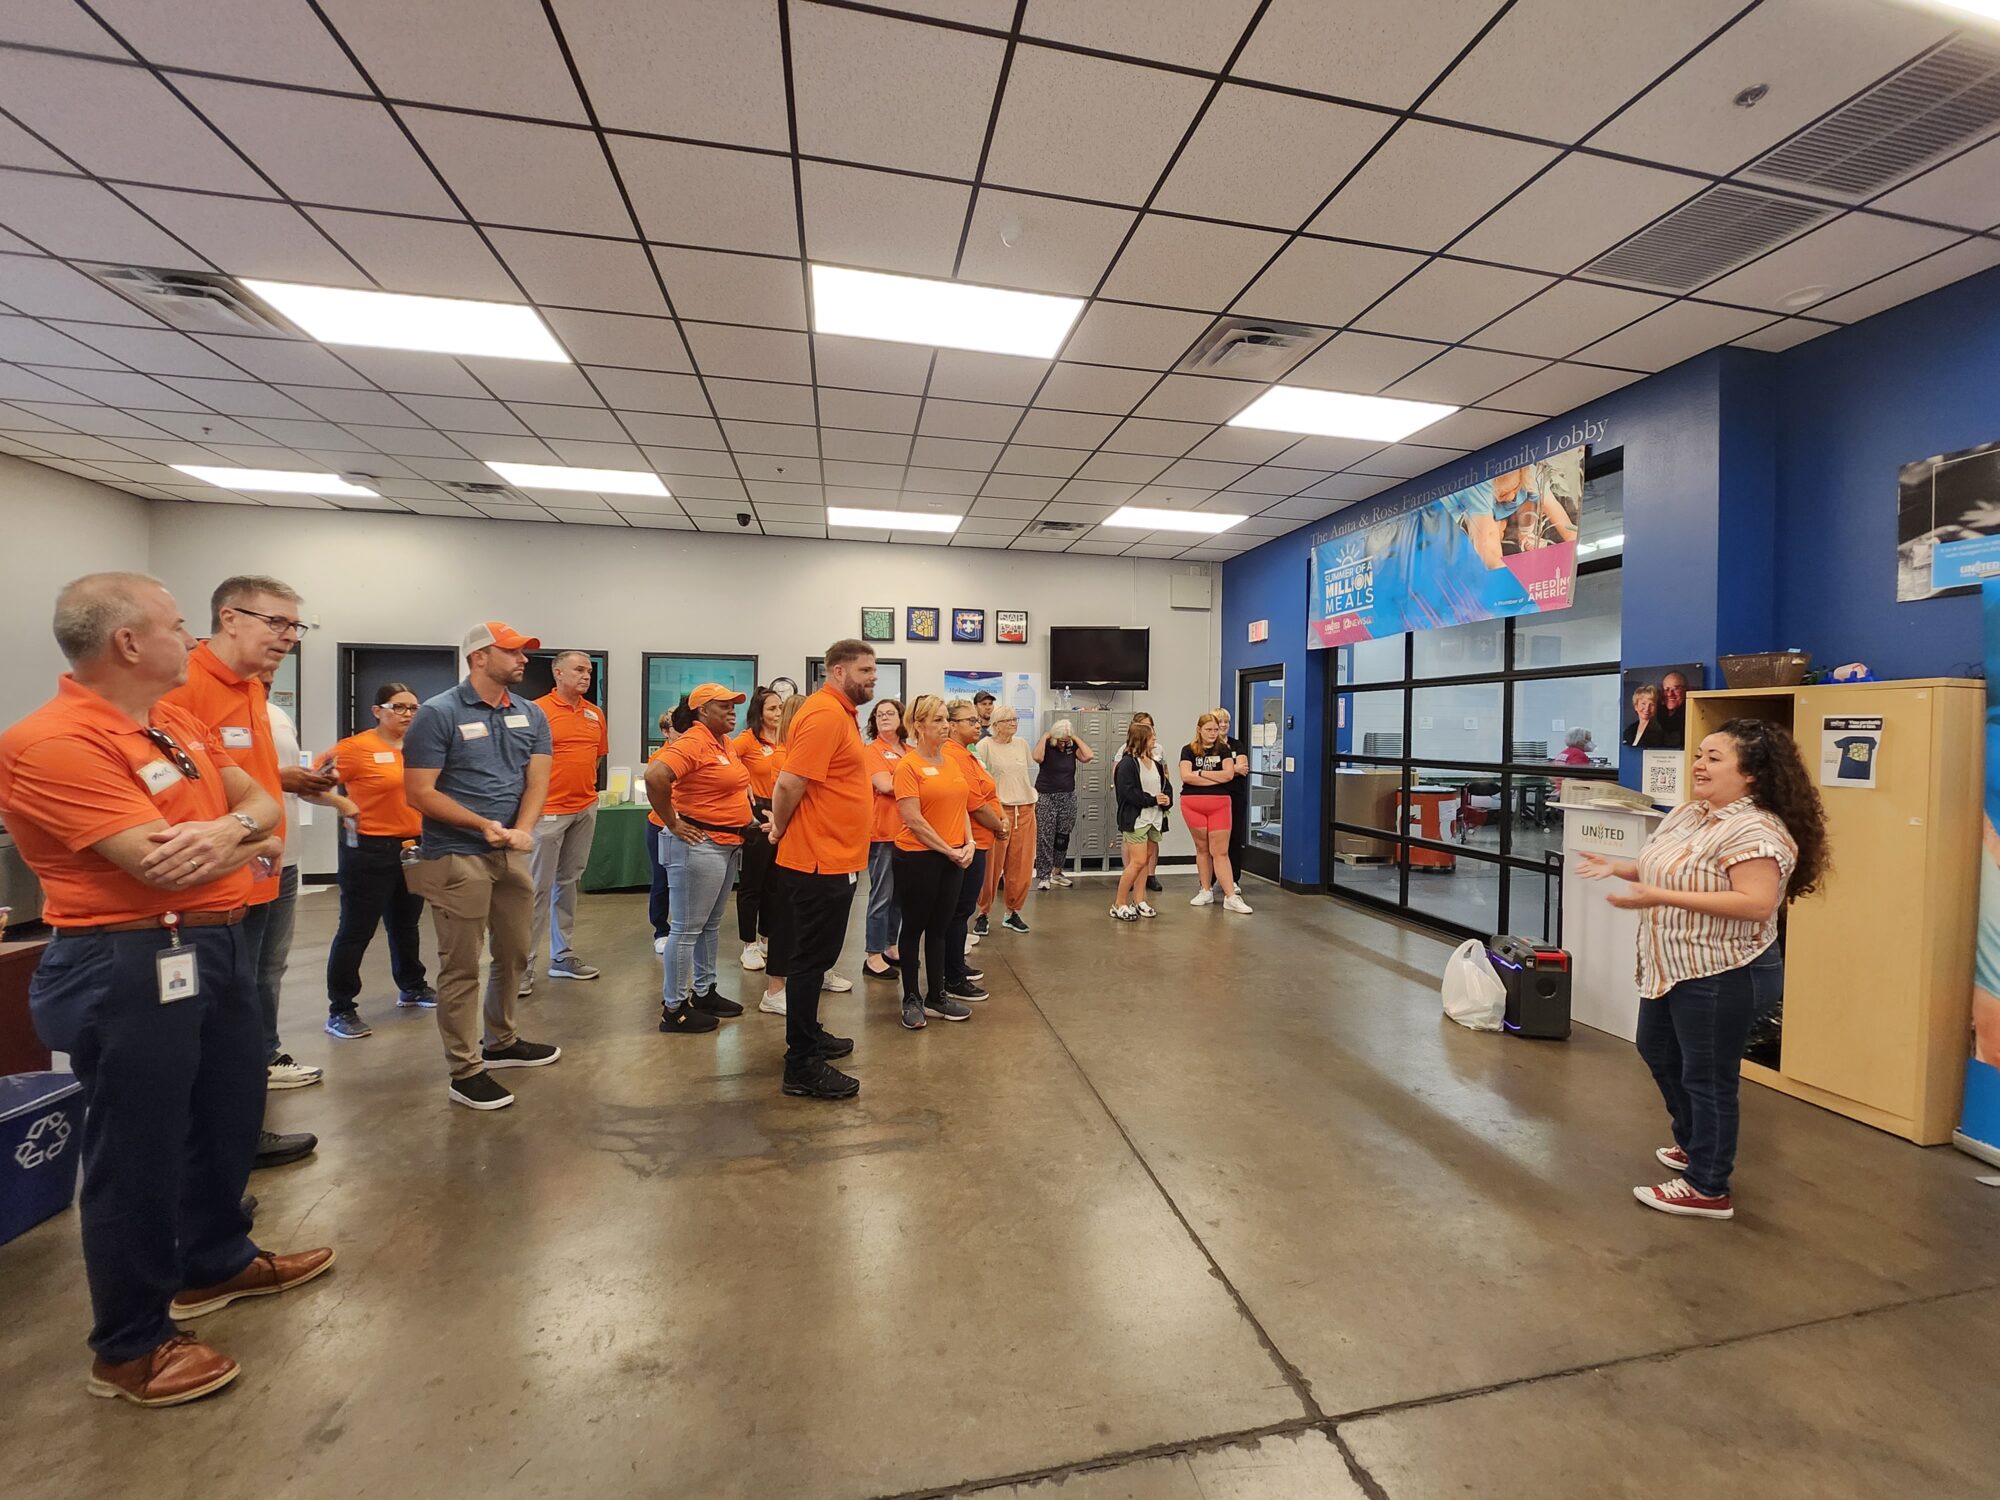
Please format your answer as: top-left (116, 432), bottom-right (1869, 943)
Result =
top-left (1718, 650), bottom-right (1811, 689)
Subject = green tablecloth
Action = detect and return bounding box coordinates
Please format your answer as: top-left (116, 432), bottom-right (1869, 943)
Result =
top-left (582, 803), bottom-right (656, 892)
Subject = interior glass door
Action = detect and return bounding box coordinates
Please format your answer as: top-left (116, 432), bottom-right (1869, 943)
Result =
top-left (1239, 667), bottom-right (1283, 883)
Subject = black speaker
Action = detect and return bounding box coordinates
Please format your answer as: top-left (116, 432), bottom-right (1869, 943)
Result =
top-left (1487, 936), bottom-right (1572, 1040)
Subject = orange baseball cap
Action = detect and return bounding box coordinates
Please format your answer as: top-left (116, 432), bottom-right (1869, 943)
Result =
top-left (463, 621), bottom-right (540, 654)
top-left (688, 683), bottom-right (747, 709)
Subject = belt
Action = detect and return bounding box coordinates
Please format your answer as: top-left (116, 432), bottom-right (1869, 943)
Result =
top-left (54, 908), bottom-right (247, 935)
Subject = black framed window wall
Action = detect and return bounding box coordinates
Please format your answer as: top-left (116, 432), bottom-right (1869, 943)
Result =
top-left (1325, 462), bottom-right (1625, 942)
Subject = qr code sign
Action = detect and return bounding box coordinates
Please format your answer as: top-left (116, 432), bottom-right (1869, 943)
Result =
top-left (14, 1110), bottom-right (72, 1169)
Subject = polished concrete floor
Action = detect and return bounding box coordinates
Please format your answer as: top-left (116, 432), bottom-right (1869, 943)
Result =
top-left (4, 873), bottom-right (1998, 1499)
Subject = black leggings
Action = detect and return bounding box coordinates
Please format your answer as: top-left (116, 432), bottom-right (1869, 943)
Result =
top-left (891, 847), bottom-right (965, 1004)
top-left (737, 806), bottom-right (776, 943)
top-left (326, 835), bottom-right (427, 1012)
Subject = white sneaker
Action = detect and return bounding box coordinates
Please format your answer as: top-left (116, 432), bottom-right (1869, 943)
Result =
top-left (1053, 872), bottom-right (1074, 887)
top-left (1110, 904), bottom-right (1137, 922)
top-left (822, 971), bottom-right (853, 993)
top-left (1223, 893), bottom-right (1253, 914)
top-left (758, 936), bottom-right (769, 954)
top-left (266, 1054), bottom-right (322, 1090)
top-left (967, 932), bottom-right (982, 949)
top-left (740, 943), bottom-right (766, 971)
top-left (1136, 902), bottom-right (1157, 919)
top-left (1189, 888), bottom-right (1216, 907)
top-left (1035, 878), bottom-right (1052, 891)
top-left (757, 990), bottom-right (786, 1015)
top-left (653, 935), bottom-right (668, 955)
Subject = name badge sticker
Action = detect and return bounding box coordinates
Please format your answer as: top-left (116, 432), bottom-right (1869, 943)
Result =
top-left (220, 726), bottom-right (253, 749)
top-left (717, 754), bottom-right (730, 766)
top-left (373, 750), bottom-right (396, 763)
top-left (921, 765), bottom-right (939, 777)
top-left (136, 759), bottom-right (183, 794)
top-left (459, 721), bottom-right (490, 741)
top-left (584, 710), bottom-right (599, 721)
top-left (504, 714), bottom-right (530, 729)
top-left (157, 947), bottom-right (199, 1004)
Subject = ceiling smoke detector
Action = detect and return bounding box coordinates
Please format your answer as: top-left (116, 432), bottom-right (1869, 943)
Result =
top-left (85, 266), bottom-right (298, 336)
top-left (1180, 317), bottom-right (1323, 378)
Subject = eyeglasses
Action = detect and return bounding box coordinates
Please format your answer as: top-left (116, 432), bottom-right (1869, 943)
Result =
top-left (142, 727), bottom-right (202, 780)
top-left (382, 703), bottom-right (419, 715)
top-left (227, 606), bottom-right (312, 638)
top-left (948, 715), bottom-right (976, 724)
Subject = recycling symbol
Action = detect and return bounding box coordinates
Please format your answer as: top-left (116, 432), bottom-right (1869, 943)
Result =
top-left (14, 1110), bottom-right (72, 1169)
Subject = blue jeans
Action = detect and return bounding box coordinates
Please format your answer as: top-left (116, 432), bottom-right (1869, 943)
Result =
top-left (647, 824), bottom-right (671, 938)
top-left (866, 840), bottom-right (901, 954)
top-left (662, 835), bottom-right (740, 1010)
top-left (1635, 946), bottom-right (1783, 1197)
top-left (242, 863), bottom-right (299, 1062)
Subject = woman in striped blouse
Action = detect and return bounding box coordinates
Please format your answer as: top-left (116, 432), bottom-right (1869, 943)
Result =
top-left (1578, 718), bottom-right (1828, 1221)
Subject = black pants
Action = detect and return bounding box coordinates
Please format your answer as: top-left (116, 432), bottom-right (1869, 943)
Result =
top-left (946, 847), bottom-right (985, 987)
top-left (29, 925), bottom-right (264, 1360)
top-left (892, 848), bottom-right (965, 1003)
top-left (644, 823), bottom-right (671, 938)
top-left (737, 805), bottom-right (776, 943)
top-left (779, 868), bottom-right (856, 1065)
top-left (326, 834), bottom-right (428, 1012)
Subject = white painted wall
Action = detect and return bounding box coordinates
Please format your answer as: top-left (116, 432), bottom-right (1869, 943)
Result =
top-left (143, 502), bottom-right (1222, 874)
top-left (0, 454), bottom-right (153, 725)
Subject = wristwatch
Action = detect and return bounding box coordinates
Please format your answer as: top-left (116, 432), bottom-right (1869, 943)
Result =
top-left (230, 812), bottom-right (261, 837)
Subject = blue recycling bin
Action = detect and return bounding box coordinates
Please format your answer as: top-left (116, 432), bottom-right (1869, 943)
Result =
top-left (0, 1071), bottom-right (82, 1245)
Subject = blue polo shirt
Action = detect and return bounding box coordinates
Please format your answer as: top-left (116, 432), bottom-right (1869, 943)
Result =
top-left (403, 679), bottom-right (553, 857)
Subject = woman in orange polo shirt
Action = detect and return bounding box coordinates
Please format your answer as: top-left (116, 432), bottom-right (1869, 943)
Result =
top-left (891, 695), bottom-right (975, 1030)
top-left (731, 687), bottom-right (785, 974)
top-left (647, 685), bottom-right (756, 1035)
top-left (862, 697), bottom-right (907, 982)
top-left (323, 682), bottom-right (431, 1038)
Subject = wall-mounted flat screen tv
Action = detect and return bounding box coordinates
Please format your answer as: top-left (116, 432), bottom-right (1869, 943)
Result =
top-left (1049, 626), bottom-right (1150, 690)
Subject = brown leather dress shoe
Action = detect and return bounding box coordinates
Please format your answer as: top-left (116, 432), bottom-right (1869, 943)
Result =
top-left (170, 1247), bottom-right (336, 1319)
top-left (88, 1334), bottom-right (239, 1407)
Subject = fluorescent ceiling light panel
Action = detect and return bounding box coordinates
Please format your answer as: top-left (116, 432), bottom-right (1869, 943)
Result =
top-left (486, 462), bottom-right (668, 496)
top-left (1228, 386), bottom-right (1457, 442)
top-left (171, 465), bottom-right (378, 497)
top-left (810, 265), bottom-right (1083, 359)
top-left (1102, 506), bottom-right (1245, 534)
top-left (827, 506), bottom-right (961, 534)
top-left (239, 280), bottom-right (569, 362)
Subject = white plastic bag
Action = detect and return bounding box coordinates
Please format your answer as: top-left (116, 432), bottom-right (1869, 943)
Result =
top-left (1441, 938), bottom-right (1506, 1031)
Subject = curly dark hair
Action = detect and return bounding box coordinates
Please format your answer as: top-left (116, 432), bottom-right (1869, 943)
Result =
top-left (1715, 718), bottom-right (1829, 900)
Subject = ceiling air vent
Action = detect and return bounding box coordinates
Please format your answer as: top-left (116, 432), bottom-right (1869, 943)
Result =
top-left (1031, 519), bottom-right (1090, 535)
top-left (86, 267), bottom-right (298, 336)
top-left (1745, 34), bottom-right (2000, 199)
top-left (1581, 185), bottom-right (1834, 292)
top-left (445, 481), bottom-right (516, 497)
top-left (1178, 317), bottom-right (1323, 379)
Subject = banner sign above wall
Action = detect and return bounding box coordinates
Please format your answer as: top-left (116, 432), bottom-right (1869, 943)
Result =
top-left (1307, 446), bottom-right (1587, 648)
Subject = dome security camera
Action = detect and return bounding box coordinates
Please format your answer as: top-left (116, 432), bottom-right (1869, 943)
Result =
top-left (736, 511), bottom-right (752, 527)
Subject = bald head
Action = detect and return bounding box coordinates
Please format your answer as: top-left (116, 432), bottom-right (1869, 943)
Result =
top-left (53, 572), bottom-right (170, 665)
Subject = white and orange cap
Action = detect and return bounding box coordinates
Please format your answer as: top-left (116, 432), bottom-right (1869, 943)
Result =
top-left (462, 620), bottom-right (540, 655)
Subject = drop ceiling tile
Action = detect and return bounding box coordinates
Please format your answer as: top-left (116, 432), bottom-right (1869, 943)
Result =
top-left (1038, 502), bottom-right (1118, 527)
top-left (1310, 121), bottom-right (1558, 251)
top-left (1232, 0), bottom-right (1490, 109)
top-left (402, 455), bottom-right (502, 483)
top-left (1300, 471), bottom-right (1397, 501)
top-left (1032, 362), bottom-right (1158, 415)
top-left (1014, 408), bottom-right (1121, 449)
top-left (1807, 238), bottom-right (2000, 324)
top-left (904, 468), bottom-right (987, 495)
top-left (0, 366), bottom-right (83, 403)
top-left (1100, 217), bottom-right (1286, 312)
top-left (760, 520), bottom-right (827, 538)
top-left (1157, 458), bottom-right (1258, 491)
top-left (626, 511), bottom-right (697, 530)
top-left (1278, 435), bottom-right (1387, 470)
top-left (1124, 541), bottom-right (1197, 557)
top-left (544, 437), bottom-right (647, 468)
top-left (911, 436), bottom-right (1003, 471)
top-left (543, 309), bottom-right (692, 372)
top-left (487, 227), bottom-right (666, 315)
top-left (1487, 360), bottom-right (1644, 416)
top-left (1186, 426), bottom-right (1297, 464)
top-left (821, 427), bottom-right (912, 463)
top-left (957, 514), bottom-right (1029, 537)
top-left (1348, 441), bottom-right (1465, 479)
top-left (509, 402), bottom-right (628, 441)
top-left (917, 400), bottom-right (1021, 442)
top-left (1227, 465), bottom-right (1333, 496)
top-left (1385, 346), bottom-right (1548, 404)
top-left (1009, 534), bottom-right (1080, 551)
top-left (347, 424), bottom-right (465, 457)
top-left (1125, 486), bottom-right (1214, 509)
top-left (1453, 155), bottom-right (1702, 274)
top-left (550, 507), bottom-right (631, 526)
top-left (1132, 375), bottom-right (1260, 424)
top-left (1156, 86), bottom-right (1391, 230)
top-left (753, 499), bottom-right (827, 522)
top-left (316, 0), bottom-right (588, 121)
top-left (723, 420), bottom-right (818, 458)
top-left (0, 117), bottom-right (66, 172)
top-left (105, 410), bottom-right (271, 443)
top-left (0, 52), bottom-right (269, 195)
top-left (1059, 304), bottom-right (1210, 370)
top-left (630, 415), bottom-right (728, 449)
top-left (0, 317), bottom-right (123, 370)
top-left (241, 417), bottom-right (376, 452)
top-left (1232, 239), bottom-right (1426, 327)
top-left (0, 400), bottom-right (79, 432)
top-left (1414, 407), bottom-right (1544, 449)
top-left (92, 0), bottom-right (366, 88)
top-left (458, 358), bottom-right (602, 405)
top-left (1871, 137), bottom-right (2000, 231)
top-left (1473, 281), bottom-right (1671, 358)
top-left (973, 487), bottom-right (1061, 512)
top-left (1023, 0), bottom-right (1260, 69)
top-left (33, 367), bottom-right (203, 410)
top-left (813, 334), bottom-right (934, 396)
top-left (175, 78), bottom-right (456, 215)
top-left (17, 431), bottom-right (151, 463)
top-left (79, 435), bottom-right (214, 464)
top-left (306, 209), bottom-right (521, 301)
top-left (921, 352), bottom-right (1048, 408)
top-left (739, 456), bottom-right (820, 485)
top-left (1104, 417), bottom-right (1210, 457)
top-left (657, 247), bottom-right (809, 331)
top-left (1072, 450), bottom-right (1172, 483)
top-left (0, 252), bottom-right (159, 324)
top-left (1354, 260), bottom-right (1556, 342)
top-left (1573, 301), bottom-right (1771, 371)
top-left (994, 444), bottom-right (1088, 477)
top-left (448, 431), bottom-right (560, 462)
top-left (399, 109), bottom-right (628, 237)
top-left (1589, 0), bottom-right (1956, 174)
top-left (707, 377), bottom-right (816, 425)
top-left (1284, 331), bottom-right (1446, 394)
top-left (276, 386), bottom-right (424, 427)
top-left (400, 394), bottom-right (530, 434)
top-left (643, 445), bottom-right (738, 476)
top-left (1729, 317), bottom-right (1839, 352)
top-left (824, 460), bottom-right (902, 489)
top-left (789, 2), bottom-right (1004, 176)
top-left (612, 137), bottom-right (801, 257)
top-left (957, 191), bottom-right (1137, 298)
top-left (189, 336), bottom-right (372, 389)
top-left (800, 162), bottom-right (969, 278)
top-left (586, 366), bottom-right (709, 415)
top-left (818, 388), bottom-right (920, 433)
top-left (0, 169), bottom-right (193, 264)
top-left (0, 1), bottom-right (120, 53)
top-left (1054, 479), bottom-right (1142, 507)
top-left (553, 0), bottom-right (789, 150)
top-left (1696, 214), bottom-right (1964, 313)
top-left (683, 323), bottom-right (811, 384)
top-left (117, 188), bottom-right (367, 284)
top-left (334, 349), bottom-right (489, 397)
top-left (983, 48), bottom-right (1210, 207)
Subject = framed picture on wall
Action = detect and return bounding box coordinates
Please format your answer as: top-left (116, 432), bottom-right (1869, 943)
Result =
top-left (1619, 662), bottom-right (1701, 751)
top-left (861, 606), bottom-right (894, 642)
top-left (952, 608), bottom-right (985, 643)
top-left (907, 605), bottom-right (940, 642)
top-left (996, 609), bottom-right (1027, 644)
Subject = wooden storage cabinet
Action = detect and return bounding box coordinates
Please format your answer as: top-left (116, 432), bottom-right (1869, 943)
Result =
top-left (1685, 681), bottom-right (1981, 1144)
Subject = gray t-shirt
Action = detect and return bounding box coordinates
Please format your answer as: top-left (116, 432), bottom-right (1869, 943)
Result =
top-left (403, 679), bottom-right (552, 858)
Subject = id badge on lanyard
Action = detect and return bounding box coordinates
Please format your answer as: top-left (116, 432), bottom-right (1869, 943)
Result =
top-left (156, 912), bottom-right (199, 1004)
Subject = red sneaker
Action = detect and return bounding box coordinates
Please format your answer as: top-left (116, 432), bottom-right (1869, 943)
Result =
top-left (1634, 1178), bottom-right (1733, 1219)
top-left (1656, 1145), bottom-right (1690, 1172)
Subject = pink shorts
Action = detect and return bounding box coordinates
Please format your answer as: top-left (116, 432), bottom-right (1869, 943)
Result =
top-left (1182, 796), bottom-right (1232, 834)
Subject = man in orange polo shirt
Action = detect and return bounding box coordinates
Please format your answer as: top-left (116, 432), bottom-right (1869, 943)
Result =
top-left (0, 573), bottom-right (334, 1408)
top-left (767, 639), bottom-right (876, 1100)
top-left (526, 650), bottom-right (608, 993)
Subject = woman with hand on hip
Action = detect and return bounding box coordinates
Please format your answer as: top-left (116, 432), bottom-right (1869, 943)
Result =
top-left (1579, 718), bottom-right (1828, 1220)
top-left (974, 706), bottom-right (1037, 934)
top-left (891, 695), bottom-right (977, 1030)
top-left (862, 697), bottom-right (907, 981)
top-left (1032, 717), bottom-right (1091, 889)
top-left (1111, 714), bottom-right (1172, 922)
top-left (731, 687), bottom-right (785, 973)
top-left (1180, 711), bottom-right (1252, 915)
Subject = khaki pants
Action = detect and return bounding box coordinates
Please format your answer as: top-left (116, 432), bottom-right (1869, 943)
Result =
top-left (528, 804), bottom-right (598, 971)
top-left (404, 851), bottom-right (532, 1079)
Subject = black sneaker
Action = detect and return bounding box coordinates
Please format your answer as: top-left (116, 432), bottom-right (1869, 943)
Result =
top-left (946, 981), bottom-right (989, 1002)
top-left (253, 1129), bottom-right (316, 1169)
top-left (782, 1057), bottom-right (860, 1099)
top-left (449, 1071), bottom-right (514, 1110)
top-left (863, 960), bottom-right (898, 981)
top-left (1002, 912), bottom-right (1030, 934)
top-left (397, 987), bottom-right (438, 1009)
top-left (481, 1039), bottom-right (561, 1068)
top-left (924, 995), bottom-right (973, 1022)
top-left (811, 1027), bottom-right (854, 1060)
top-left (323, 1010), bottom-right (371, 1040)
top-left (658, 1004), bottom-right (719, 1035)
top-left (1146, 875), bottom-right (1163, 893)
top-left (901, 997), bottom-right (927, 1030)
top-left (690, 987), bottom-right (744, 1018)
top-left (959, 967), bottom-right (985, 983)
top-left (973, 914), bottom-right (990, 936)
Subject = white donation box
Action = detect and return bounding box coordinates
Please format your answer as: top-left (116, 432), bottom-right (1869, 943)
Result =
top-left (1557, 801), bottom-right (1665, 1042)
